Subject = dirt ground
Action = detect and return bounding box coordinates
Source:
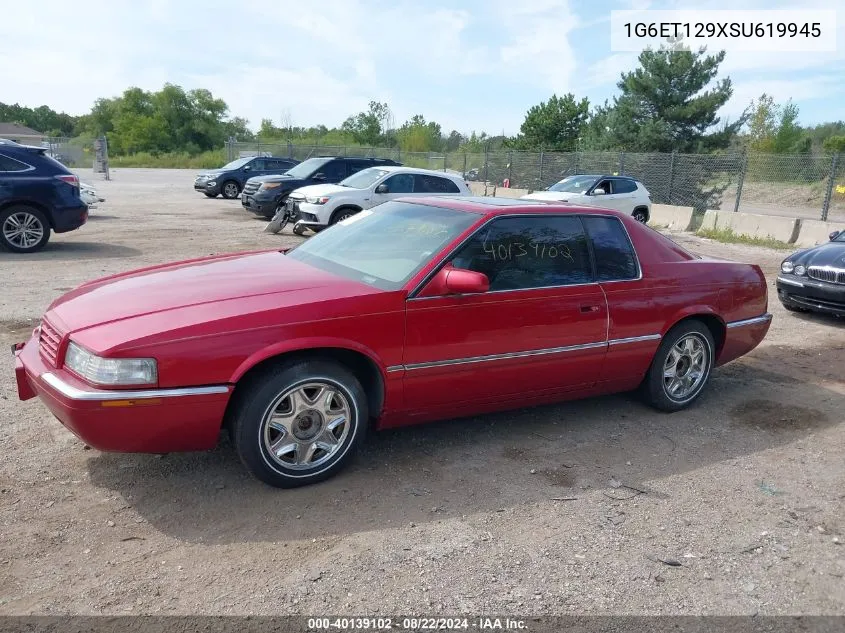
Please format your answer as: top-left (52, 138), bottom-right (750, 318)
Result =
top-left (0, 169), bottom-right (843, 616)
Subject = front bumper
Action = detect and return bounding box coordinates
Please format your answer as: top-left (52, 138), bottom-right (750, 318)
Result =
top-left (241, 192), bottom-right (277, 216)
top-left (292, 201), bottom-right (330, 227)
top-left (195, 180), bottom-right (220, 195)
top-left (777, 275), bottom-right (845, 317)
top-left (13, 334), bottom-right (232, 453)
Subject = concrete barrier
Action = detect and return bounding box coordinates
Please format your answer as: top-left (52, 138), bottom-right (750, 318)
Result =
top-left (793, 219), bottom-right (840, 248)
top-left (700, 210), bottom-right (800, 244)
top-left (647, 204), bottom-right (695, 231)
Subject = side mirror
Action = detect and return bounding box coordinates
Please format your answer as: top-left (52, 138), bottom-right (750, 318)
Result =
top-left (592, 187), bottom-right (606, 195)
top-left (243, 165), bottom-right (251, 171)
top-left (375, 183), bottom-right (389, 194)
top-left (830, 230), bottom-right (841, 241)
top-left (313, 172), bottom-right (326, 181)
top-left (417, 266), bottom-right (490, 297)
top-left (444, 268), bottom-right (489, 294)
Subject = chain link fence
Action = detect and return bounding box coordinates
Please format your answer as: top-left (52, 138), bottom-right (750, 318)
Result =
top-left (225, 139), bottom-right (844, 221)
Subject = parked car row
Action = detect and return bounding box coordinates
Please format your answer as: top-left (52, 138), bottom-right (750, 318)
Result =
top-left (194, 155), bottom-right (300, 199)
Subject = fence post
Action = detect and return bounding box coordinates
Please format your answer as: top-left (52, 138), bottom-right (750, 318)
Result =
top-left (618, 152), bottom-right (625, 175)
top-left (539, 151), bottom-right (544, 187)
top-left (507, 151), bottom-right (513, 185)
top-left (821, 153), bottom-right (839, 221)
top-left (444, 152), bottom-right (448, 172)
top-left (483, 144), bottom-right (490, 189)
top-left (463, 153), bottom-right (467, 178)
top-left (733, 149), bottom-right (748, 213)
top-left (667, 150), bottom-right (677, 204)
top-left (288, 142), bottom-right (293, 159)
top-left (574, 150), bottom-right (579, 175)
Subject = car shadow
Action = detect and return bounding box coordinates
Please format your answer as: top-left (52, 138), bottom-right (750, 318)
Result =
top-left (85, 341), bottom-right (844, 545)
top-left (86, 214), bottom-right (119, 221)
top-left (781, 309), bottom-right (844, 328)
top-left (0, 242), bottom-right (142, 261)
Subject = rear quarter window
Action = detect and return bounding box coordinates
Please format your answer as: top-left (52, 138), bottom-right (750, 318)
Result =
top-left (0, 153), bottom-right (33, 172)
top-left (582, 216), bottom-right (639, 281)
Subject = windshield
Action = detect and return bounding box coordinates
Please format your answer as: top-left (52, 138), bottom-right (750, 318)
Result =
top-left (286, 201), bottom-right (479, 290)
top-left (548, 175), bottom-right (599, 194)
top-left (834, 231), bottom-right (845, 242)
top-left (340, 168), bottom-right (389, 189)
top-left (220, 157), bottom-right (251, 170)
top-left (284, 157), bottom-right (331, 179)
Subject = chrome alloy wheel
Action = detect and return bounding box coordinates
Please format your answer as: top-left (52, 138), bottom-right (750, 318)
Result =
top-left (261, 381), bottom-right (352, 470)
top-left (662, 333), bottom-right (710, 402)
top-left (3, 211), bottom-right (44, 249)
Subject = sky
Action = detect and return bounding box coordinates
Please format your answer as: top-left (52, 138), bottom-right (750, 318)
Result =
top-left (1, 0), bottom-right (843, 136)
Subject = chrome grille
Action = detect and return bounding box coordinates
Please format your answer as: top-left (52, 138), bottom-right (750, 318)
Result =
top-left (39, 319), bottom-right (63, 367)
top-left (807, 266), bottom-right (845, 285)
top-left (242, 181), bottom-right (261, 195)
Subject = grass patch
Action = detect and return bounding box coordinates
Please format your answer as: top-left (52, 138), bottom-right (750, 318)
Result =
top-left (109, 150), bottom-right (227, 169)
top-left (696, 226), bottom-right (793, 250)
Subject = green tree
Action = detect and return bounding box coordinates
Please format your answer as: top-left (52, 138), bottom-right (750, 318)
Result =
top-left (514, 93), bottom-right (589, 151)
top-left (396, 115), bottom-right (442, 152)
top-left (341, 101), bottom-right (392, 146)
top-left (823, 135), bottom-right (845, 153)
top-left (772, 101), bottom-right (807, 153)
top-left (746, 93), bottom-right (778, 153)
top-left (608, 47), bottom-right (744, 153)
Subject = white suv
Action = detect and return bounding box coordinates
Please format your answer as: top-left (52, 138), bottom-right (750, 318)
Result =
top-left (521, 174), bottom-right (651, 223)
top-left (289, 166), bottom-right (471, 233)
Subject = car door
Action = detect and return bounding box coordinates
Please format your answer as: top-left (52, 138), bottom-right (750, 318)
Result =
top-left (580, 215), bottom-right (661, 388)
top-left (413, 174), bottom-right (461, 197)
top-left (588, 178), bottom-right (624, 211)
top-left (313, 159), bottom-right (348, 184)
top-left (373, 173), bottom-right (415, 203)
top-left (608, 178), bottom-right (639, 214)
top-left (402, 214), bottom-right (608, 413)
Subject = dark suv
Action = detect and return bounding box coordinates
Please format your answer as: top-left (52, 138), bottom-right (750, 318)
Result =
top-left (194, 156), bottom-right (300, 199)
top-left (241, 156), bottom-right (401, 218)
top-left (0, 139), bottom-right (88, 253)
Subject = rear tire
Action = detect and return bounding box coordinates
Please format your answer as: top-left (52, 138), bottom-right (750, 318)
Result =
top-left (642, 320), bottom-right (714, 412)
top-left (633, 207), bottom-right (649, 223)
top-left (221, 181), bottom-right (240, 199)
top-left (0, 206), bottom-right (51, 253)
top-left (231, 360), bottom-right (369, 488)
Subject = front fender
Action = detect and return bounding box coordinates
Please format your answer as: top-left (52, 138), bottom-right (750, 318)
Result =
top-left (229, 336), bottom-right (388, 383)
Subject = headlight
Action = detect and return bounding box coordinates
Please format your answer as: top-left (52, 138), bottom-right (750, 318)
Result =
top-left (781, 261), bottom-right (794, 273)
top-left (65, 341), bottom-right (157, 386)
top-left (260, 182), bottom-right (282, 190)
top-left (207, 180), bottom-right (216, 187)
top-left (794, 265), bottom-right (806, 276)
top-left (305, 196), bottom-right (330, 205)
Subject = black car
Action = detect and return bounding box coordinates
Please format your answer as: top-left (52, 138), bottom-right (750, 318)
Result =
top-left (194, 156), bottom-right (300, 199)
top-left (777, 229), bottom-right (845, 317)
top-left (241, 156), bottom-right (401, 219)
top-left (0, 139), bottom-right (88, 253)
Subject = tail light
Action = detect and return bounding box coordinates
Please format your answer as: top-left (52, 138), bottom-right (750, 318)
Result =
top-left (55, 174), bottom-right (79, 187)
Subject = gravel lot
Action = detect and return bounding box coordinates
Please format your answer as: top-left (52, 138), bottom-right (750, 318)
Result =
top-left (0, 169), bottom-right (843, 616)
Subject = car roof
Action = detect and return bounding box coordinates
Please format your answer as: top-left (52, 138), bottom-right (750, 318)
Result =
top-left (558, 174), bottom-right (639, 182)
top-left (372, 165), bottom-right (465, 179)
top-left (397, 195), bottom-right (634, 218)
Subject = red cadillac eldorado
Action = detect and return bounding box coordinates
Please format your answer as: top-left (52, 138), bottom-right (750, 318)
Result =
top-left (13, 197), bottom-right (771, 487)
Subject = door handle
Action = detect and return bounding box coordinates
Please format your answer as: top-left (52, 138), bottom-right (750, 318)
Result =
top-left (580, 304), bottom-right (601, 313)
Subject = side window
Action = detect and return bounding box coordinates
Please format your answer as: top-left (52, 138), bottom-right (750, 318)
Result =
top-left (267, 159), bottom-right (289, 171)
top-left (449, 216), bottom-right (593, 291)
top-left (318, 160), bottom-right (347, 181)
top-left (582, 216), bottom-right (639, 281)
top-left (383, 173), bottom-right (414, 193)
top-left (249, 158), bottom-right (266, 171)
top-left (593, 179), bottom-right (613, 195)
top-left (612, 179), bottom-right (637, 194)
top-left (0, 154), bottom-right (31, 172)
top-left (415, 175), bottom-right (460, 193)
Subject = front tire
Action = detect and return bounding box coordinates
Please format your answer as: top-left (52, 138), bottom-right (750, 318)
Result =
top-left (642, 321), bottom-right (714, 412)
top-left (221, 181), bottom-right (240, 199)
top-left (330, 207), bottom-right (358, 225)
top-left (633, 207), bottom-right (649, 223)
top-left (0, 206), bottom-right (51, 253)
top-left (231, 360), bottom-right (369, 488)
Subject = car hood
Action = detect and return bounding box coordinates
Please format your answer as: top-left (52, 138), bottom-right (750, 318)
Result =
top-left (198, 169), bottom-right (225, 177)
top-left (789, 240), bottom-right (845, 267)
top-left (44, 251), bottom-right (377, 335)
top-left (520, 191), bottom-right (582, 201)
top-left (249, 174), bottom-right (299, 184)
top-left (290, 184), bottom-right (348, 197)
